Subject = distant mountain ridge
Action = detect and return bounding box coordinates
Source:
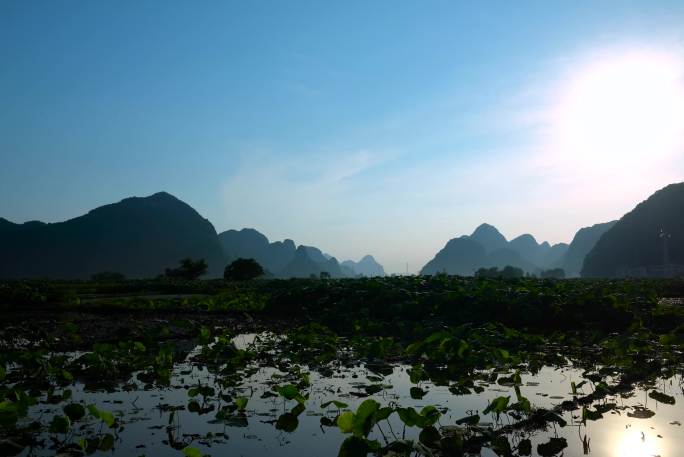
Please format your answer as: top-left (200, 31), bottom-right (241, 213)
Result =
top-left (218, 228), bottom-right (385, 278)
top-left (341, 255), bottom-right (386, 277)
top-left (0, 193), bottom-right (387, 280)
top-left (420, 222), bottom-right (610, 276)
top-left (4, 183), bottom-right (677, 280)
top-left (0, 192), bottom-right (225, 279)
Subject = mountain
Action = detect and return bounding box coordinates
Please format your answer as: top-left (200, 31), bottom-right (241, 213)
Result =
top-left (421, 224), bottom-right (570, 276)
top-left (218, 228), bottom-right (384, 278)
top-left (560, 221), bottom-right (616, 277)
top-left (341, 255), bottom-right (386, 277)
top-left (322, 257), bottom-right (344, 277)
top-left (219, 228), bottom-right (270, 260)
top-left (507, 234), bottom-right (569, 267)
top-left (420, 236), bottom-right (487, 275)
top-left (484, 248), bottom-right (537, 272)
top-left (0, 192), bottom-right (225, 279)
top-left (218, 228), bottom-right (296, 274)
top-left (543, 242), bottom-right (570, 268)
top-left (302, 246), bottom-right (329, 264)
top-left (279, 246), bottom-right (325, 278)
top-left (582, 183), bottom-right (684, 277)
top-left (509, 234), bottom-right (542, 264)
top-left (470, 223), bottom-right (508, 253)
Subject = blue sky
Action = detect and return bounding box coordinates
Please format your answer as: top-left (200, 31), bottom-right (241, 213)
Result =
top-left (2, 1), bottom-right (684, 273)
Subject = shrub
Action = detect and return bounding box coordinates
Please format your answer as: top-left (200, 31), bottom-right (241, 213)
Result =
top-left (224, 258), bottom-right (264, 281)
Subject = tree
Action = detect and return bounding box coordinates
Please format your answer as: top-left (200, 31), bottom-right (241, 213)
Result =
top-left (475, 266), bottom-right (524, 279)
top-left (475, 267), bottom-right (500, 278)
top-left (165, 258), bottom-right (208, 280)
top-left (500, 265), bottom-right (524, 278)
top-left (224, 258), bottom-right (264, 281)
top-left (541, 268), bottom-right (565, 279)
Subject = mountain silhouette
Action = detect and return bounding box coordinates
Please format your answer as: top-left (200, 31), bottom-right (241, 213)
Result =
top-left (218, 228), bottom-right (384, 278)
top-left (218, 228), bottom-right (296, 274)
top-left (558, 221), bottom-right (616, 276)
top-left (421, 236), bottom-right (487, 275)
top-left (302, 245), bottom-right (330, 264)
top-left (582, 183), bottom-right (684, 277)
top-left (421, 224), bottom-right (569, 276)
top-left (341, 255), bottom-right (386, 277)
top-left (508, 234), bottom-right (569, 267)
top-left (542, 242), bottom-right (570, 268)
top-left (0, 192), bottom-right (225, 279)
top-left (485, 248), bottom-right (537, 272)
top-left (278, 246), bottom-right (340, 278)
top-left (470, 223), bottom-right (508, 253)
top-left (509, 234), bottom-right (542, 263)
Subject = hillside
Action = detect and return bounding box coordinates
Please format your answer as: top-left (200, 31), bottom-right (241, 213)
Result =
top-left (560, 221), bottom-right (616, 276)
top-left (421, 236), bottom-right (487, 275)
top-left (218, 228), bottom-right (385, 278)
top-left (218, 228), bottom-right (297, 274)
top-left (341, 255), bottom-right (386, 277)
top-left (0, 192), bottom-right (225, 279)
top-left (582, 183), bottom-right (684, 277)
top-left (421, 224), bottom-right (568, 276)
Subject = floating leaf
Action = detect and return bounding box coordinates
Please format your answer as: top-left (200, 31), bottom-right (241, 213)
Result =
top-left (627, 406), bottom-right (655, 419)
top-left (49, 415), bottom-right (70, 434)
top-left (63, 403), bottom-right (86, 421)
top-left (410, 387), bottom-right (426, 399)
top-left (321, 400), bottom-right (348, 410)
top-left (537, 437), bottom-right (567, 456)
top-left (518, 438), bottom-right (532, 456)
top-left (88, 404), bottom-right (116, 427)
top-left (364, 384), bottom-right (384, 395)
top-left (649, 390), bottom-right (676, 405)
top-left (235, 396), bottom-right (249, 412)
top-left (582, 406), bottom-right (603, 422)
top-left (276, 412), bottom-right (299, 432)
top-left (455, 414), bottom-right (479, 425)
top-left (182, 446), bottom-right (202, 457)
top-left (99, 433), bottom-right (115, 451)
top-left (277, 384), bottom-right (306, 404)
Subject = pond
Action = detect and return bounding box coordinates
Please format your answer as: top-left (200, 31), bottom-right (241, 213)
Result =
top-left (6, 331), bottom-right (684, 457)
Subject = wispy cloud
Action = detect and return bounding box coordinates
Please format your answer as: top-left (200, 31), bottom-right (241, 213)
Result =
top-left (217, 40), bottom-right (684, 274)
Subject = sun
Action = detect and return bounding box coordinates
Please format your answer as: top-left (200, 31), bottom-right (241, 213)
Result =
top-left (552, 48), bottom-right (684, 172)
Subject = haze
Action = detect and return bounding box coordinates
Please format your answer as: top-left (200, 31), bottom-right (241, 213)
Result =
top-left (2, 1), bottom-right (684, 273)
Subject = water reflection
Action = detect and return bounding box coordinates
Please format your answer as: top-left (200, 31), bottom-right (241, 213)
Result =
top-left (12, 332), bottom-right (684, 456)
top-left (614, 427), bottom-right (664, 457)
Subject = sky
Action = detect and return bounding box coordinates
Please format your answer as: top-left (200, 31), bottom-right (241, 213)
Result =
top-left (2, 1), bottom-right (684, 274)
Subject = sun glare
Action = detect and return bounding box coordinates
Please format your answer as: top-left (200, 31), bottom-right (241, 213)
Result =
top-left (614, 428), bottom-right (664, 457)
top-left (553, 49), bottom-right (684, 172)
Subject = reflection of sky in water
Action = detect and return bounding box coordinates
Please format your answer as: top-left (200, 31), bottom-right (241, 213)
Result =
top-left (17, 334), bottom-right (684, 456)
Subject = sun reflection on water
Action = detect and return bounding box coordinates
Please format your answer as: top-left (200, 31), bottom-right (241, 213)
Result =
top-left (614, 428), bottom-right (664, 457)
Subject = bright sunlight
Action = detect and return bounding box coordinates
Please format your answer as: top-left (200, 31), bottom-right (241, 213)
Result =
top-left (553, 48), bottom-right (684, 172)
top-left (614, 428), bottom-right (664, 457)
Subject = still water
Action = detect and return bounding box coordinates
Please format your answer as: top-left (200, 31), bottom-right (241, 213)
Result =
top-left (17, 333), bottom-right (684, 456)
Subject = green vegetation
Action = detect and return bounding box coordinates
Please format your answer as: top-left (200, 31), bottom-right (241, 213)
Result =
top-left (223, 257), bottom-right (265, 281)
top-left (1, 275), bottom-right (684, 455)
top-left (474, 266), bottom-right (524, 278)
top-left (165, 258), bottom-right (209, 280)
